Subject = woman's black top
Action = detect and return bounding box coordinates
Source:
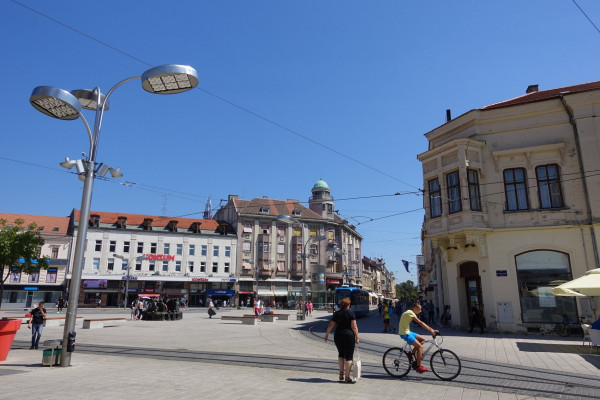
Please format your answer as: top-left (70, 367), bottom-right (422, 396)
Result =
top-left (332, 308), bottom-right (356, 336)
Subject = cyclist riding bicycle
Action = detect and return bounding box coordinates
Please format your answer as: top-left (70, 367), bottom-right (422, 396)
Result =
top-left (399, 301), bottom-right (439, 373)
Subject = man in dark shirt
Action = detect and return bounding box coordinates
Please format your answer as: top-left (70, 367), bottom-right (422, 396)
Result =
top-left (28, 301), bottom-right (47, 349)
top-left (469, 302), bottom-right (484, 334)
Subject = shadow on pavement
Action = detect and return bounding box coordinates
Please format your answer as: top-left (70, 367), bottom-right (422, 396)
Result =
top-left (286, 377), bottom-right (336, 384)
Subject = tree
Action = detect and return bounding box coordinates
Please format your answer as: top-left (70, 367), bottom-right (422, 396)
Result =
top-left (395, 279), bottom-right (418, 302)
top-left (0, 218), bottom-right (49, 308)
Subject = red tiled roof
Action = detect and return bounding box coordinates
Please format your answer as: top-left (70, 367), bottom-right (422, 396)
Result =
top-left (482, 81), bottom-right (600, 110)
top-left (0, 212), bottom-right (70, 235)
top-left (72, 210), bottom-right (224, 231)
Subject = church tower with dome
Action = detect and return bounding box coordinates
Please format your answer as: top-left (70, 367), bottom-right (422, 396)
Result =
top-left (308, 178), bottom-right (335, 220)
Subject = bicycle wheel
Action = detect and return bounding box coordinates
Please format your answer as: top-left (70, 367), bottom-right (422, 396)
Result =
top-left (382, 347), bottom-right (411, 378)
top-left (555, 323), bottom-right (568, 337)
top-left (430, 349), bottom-right (461, 381)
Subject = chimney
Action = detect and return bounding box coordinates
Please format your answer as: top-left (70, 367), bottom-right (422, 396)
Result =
top-left (228, 195), bottom-right (238, 201)
top-left (526, 84), bottom-right (539, 94)
top-left (446, 109), bottom-right (452, 122)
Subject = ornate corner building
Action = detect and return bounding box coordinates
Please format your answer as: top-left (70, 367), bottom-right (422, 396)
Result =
top-left (214, 179), bottom-right (363, 308)
top-left (418, 82), bottom-right (600, 333)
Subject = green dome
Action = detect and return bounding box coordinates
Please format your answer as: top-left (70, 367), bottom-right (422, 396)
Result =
top-left (312, 179), bottom-right (330, 191)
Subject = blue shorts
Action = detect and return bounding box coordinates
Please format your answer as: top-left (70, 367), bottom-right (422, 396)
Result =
top-left (400, 331), bottom-right (418, 345)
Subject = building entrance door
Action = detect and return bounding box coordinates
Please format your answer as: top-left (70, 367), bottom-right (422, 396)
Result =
top-left (25, 291), bottom-right (34, 308)
top-left (460, 262), bottom-right (485, 329)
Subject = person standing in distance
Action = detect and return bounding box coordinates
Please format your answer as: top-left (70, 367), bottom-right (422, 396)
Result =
top-left (398, 301), bottom-right (439, 373)
top-left (324, 297), bottom-right (360, 384)
top-left (27, 301), bottom-right (47, 350)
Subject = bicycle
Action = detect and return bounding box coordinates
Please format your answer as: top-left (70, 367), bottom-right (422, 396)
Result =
top-left (382, 334), bottom-right (461, 381)
top-left (553, 315), bottom-right (587, 337)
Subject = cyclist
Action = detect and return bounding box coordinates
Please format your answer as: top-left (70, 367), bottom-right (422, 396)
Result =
top-left (398, 301), bottom-right (439, 373)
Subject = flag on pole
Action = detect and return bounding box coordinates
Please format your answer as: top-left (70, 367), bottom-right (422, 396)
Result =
top-left (402, 260), bottom-right (409, 273)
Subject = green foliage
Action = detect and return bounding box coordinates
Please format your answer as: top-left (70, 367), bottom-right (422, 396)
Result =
top-left (395, 280), bottom-right (418, 301)
top-left (0, 218), bottom-right (49, 306)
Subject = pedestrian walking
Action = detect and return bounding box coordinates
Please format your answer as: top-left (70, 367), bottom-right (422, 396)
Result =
top-left (324, 297), bottom-right (360, 384)
top-left (208, 299), bottom-right (216, 318)
top-left (382, 301), bottom-right (395, 333)
top-left (426, 300), bottom-right (435, 325)
top-left (56, 296), bottom-right (65, 313)
top-left (27, 301), bottom-right (47, 350)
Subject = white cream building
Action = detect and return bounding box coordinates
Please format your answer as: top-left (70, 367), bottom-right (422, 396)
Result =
top-left (69, 210), bottom-right (237, 307)
top-left (417, 81), bottom-right (600, 333)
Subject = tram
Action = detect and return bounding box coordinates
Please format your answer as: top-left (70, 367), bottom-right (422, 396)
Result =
top-left (335, 286), bottom-right (370, 317)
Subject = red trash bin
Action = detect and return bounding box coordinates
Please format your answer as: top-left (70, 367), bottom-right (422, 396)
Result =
top-left (0, 318), bottom-right (22, 362)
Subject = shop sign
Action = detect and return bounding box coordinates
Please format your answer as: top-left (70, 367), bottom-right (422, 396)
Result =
top-left (326, 278), bottom-right (341, 284)
top-left (82, 279), bottom-right (108, 289)
top-left (143, 254), bottom-right (176, 261)
top-left (206, 289), bottom-right (236, 296)
top-left (121, 276), bottom-right (138, 280)
top-left (221, 278), bottom-right (237, 282)
top-left (192, 278), bottom-right (209, 282)
top-left (496, 270), bottom-right (508, 277)
top-left (24, 286), bottom-right (39, 291)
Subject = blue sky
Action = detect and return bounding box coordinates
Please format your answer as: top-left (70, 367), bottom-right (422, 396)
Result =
top-left (1, 1), bottom-right (599, 284)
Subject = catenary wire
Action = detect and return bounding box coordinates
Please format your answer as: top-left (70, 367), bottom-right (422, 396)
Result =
top-left (571, 0), bottom-right (600, 36)
top-left (10, 0), bottom-right (418, 191)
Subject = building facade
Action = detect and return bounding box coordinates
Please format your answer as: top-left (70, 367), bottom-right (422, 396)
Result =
top-left (417, 81), bottom-right (600, 333)
top-left (362, 256), bottom-right (396, 304)
top-left (67, 210), bottom-right (237, 307)
top-left (214, 179), bottom-right (363, 308)
top-left (0, 213), bottom-right (71, 309)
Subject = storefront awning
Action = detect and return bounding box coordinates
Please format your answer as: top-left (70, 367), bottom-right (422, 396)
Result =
top-left (139, 293), bottom-right (160, 298)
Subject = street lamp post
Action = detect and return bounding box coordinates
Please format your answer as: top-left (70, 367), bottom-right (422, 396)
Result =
top-left (113, 254), bottom-right (147, 308)
top-left (243, 259), bottom-right (254, 307)
top-left (29, 64), bottom-right (198, 367)
top-left (277, 215), bottom-right (325, 319)
top-left (343, 259), bottom-right (360, 286)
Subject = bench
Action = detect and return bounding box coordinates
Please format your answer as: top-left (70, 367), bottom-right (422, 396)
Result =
top-left (244, 314), bottom-right (287, 322)
top-left (221, 316), bottom-right (258, 325)
top-left (82, 318), bottom-right (126, 329)
top-left (19, 316), bottom-right (82, 327)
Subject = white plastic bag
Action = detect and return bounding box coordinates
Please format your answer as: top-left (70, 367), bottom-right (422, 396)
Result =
top-left (352, 346), bottom-right (361, 381)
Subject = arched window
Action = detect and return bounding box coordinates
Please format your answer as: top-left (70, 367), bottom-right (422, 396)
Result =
top-left (516, 250), bottom-right (576, 324)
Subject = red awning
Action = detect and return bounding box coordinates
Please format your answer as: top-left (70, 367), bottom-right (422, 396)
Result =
top-left (138, 293), bottom-right (160, 298)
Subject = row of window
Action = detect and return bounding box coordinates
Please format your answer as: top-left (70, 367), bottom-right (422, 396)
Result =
top-left (91, 258), bottom-right (231, 274)
top-left (244, 242), bottom-right (319, 254)
top-left (9, 270), bottom-right (57, 283)
top-left (93, 240), bottom-right (231, 257)
top-left (428, 164), bottom-right (564, 218)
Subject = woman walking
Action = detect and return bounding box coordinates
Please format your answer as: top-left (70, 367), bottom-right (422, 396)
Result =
top-left (324, 297), bottom-right (360, 383)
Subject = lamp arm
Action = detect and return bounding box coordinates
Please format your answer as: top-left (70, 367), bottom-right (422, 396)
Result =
top-left (91, 76), bottom-right (141, 159)
top-left (76, 112), bottom-right (93, 157)
top-left (303, 235), bottom-right (319, 256)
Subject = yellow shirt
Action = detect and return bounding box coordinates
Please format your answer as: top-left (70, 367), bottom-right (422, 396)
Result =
top-left (399, 309), bottom-right (416, 335)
